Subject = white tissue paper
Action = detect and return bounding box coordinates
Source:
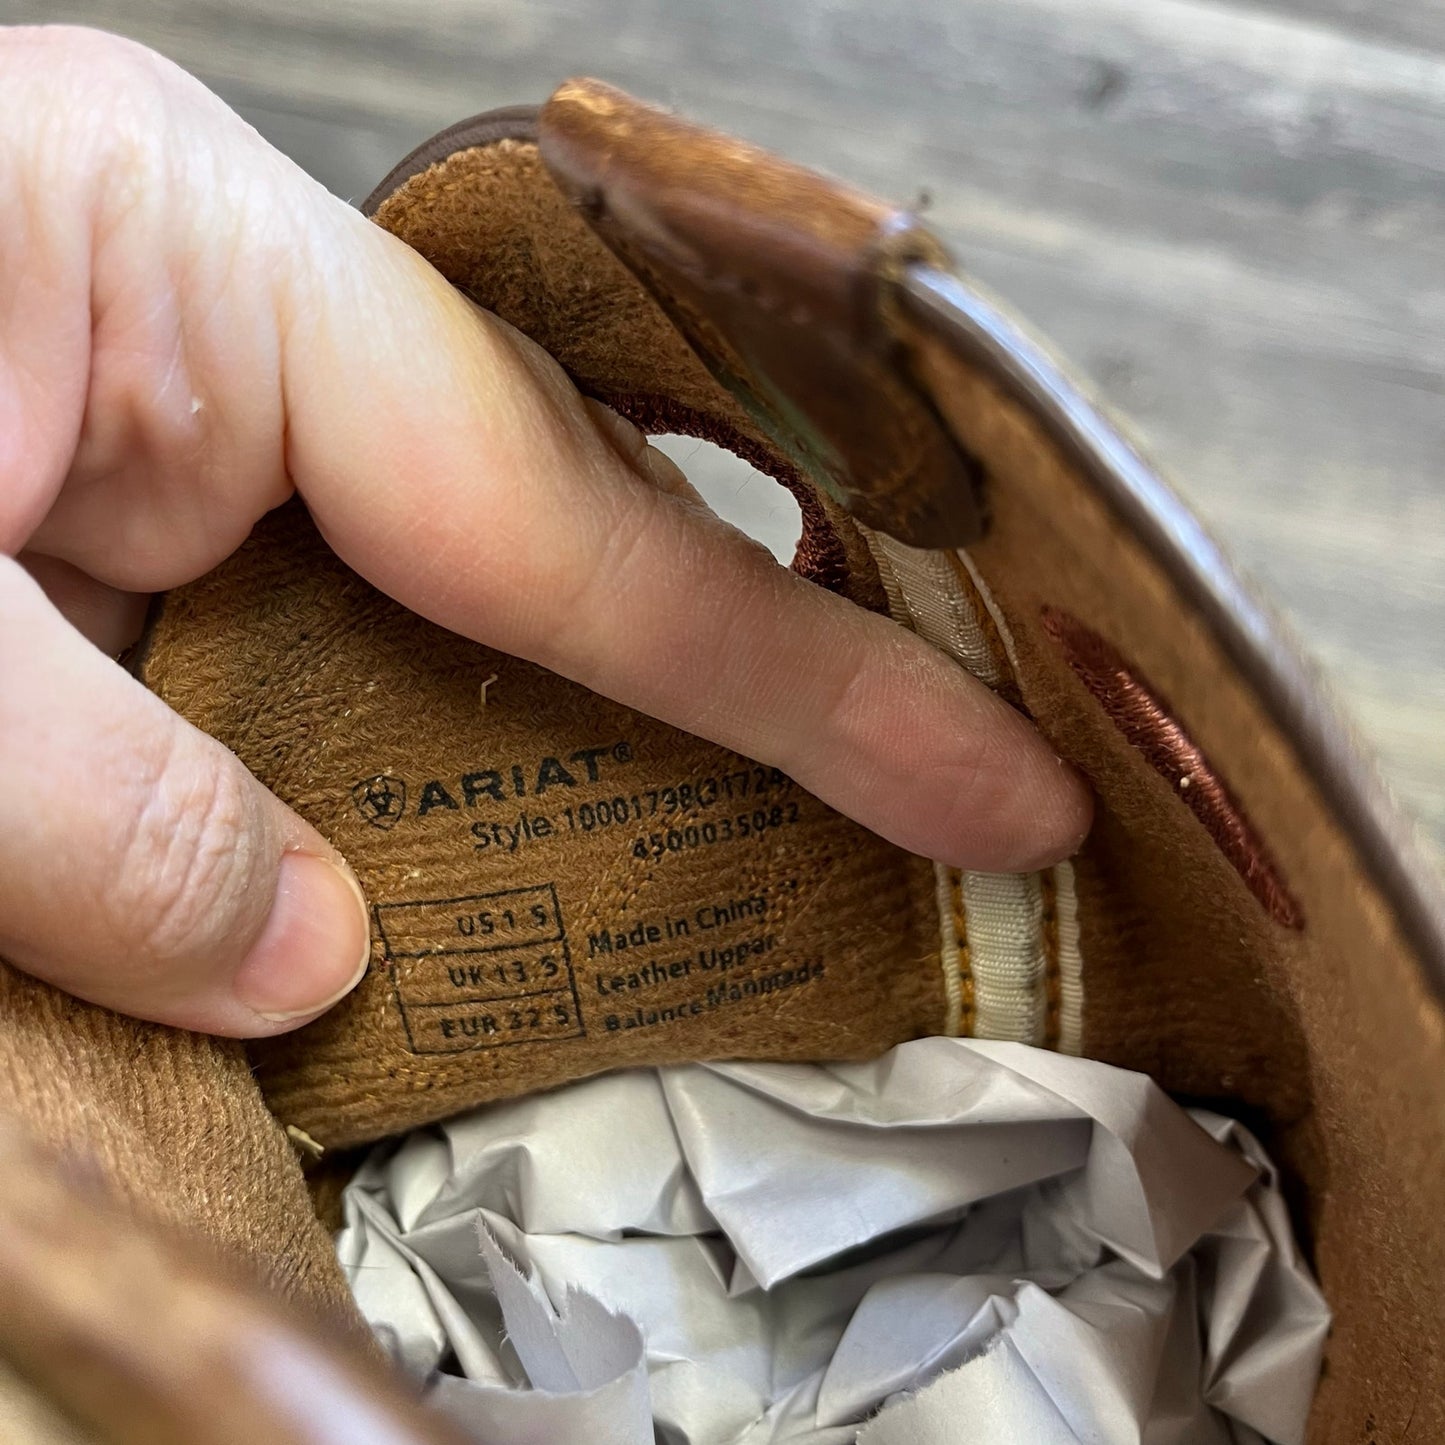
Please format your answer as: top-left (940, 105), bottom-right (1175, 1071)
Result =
top-left (337, 1038), bottom-right (1329, 1444)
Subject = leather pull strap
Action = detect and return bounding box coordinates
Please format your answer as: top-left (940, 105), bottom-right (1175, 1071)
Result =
top-left (538, 78), bottom-right (984, 548)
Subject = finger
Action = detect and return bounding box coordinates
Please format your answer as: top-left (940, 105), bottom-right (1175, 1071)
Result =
top-left (582, 400), bottom-right (701, 501)
top-left (5, 28), bottom-right (1089, 870)
top-left (0, 557), bottom-right (371, 1036)
top-left (286, 290), bottom-right (1091, 871)
top-left (17, 552), bottom-right (149, 655)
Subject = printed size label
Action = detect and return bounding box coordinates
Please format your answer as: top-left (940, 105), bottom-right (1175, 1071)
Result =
top-left (375, 885), bottom-right (585, 1054)
top-left (375, 885), bottom-right (564, 959)
top-left (374, 868), bottom-right (829, 1054)
top-left (355, 746), bottom-right (836, 1057)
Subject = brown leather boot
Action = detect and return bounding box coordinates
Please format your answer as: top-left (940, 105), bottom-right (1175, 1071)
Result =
top-left (2, 80), bottom-right (1440, 1445)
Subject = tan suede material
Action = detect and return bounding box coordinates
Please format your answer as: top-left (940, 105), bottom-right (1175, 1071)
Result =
top-left (372, 141), bottom-right (743, 429)
top-left (0, 962), bottom-right (359, 1328)
top-left (905, 339), bottom-right (1445, 1444)
top-left (138, 502), bottom-right (944, 1149)
top-left (0, 1362), bottom-right (94, 1445)
top-left (0, 1124), bottom-right (465, 1445)
top-left (4, 112), bottom-right (1436, 1443)
top-left (366, 133), bottom-right (1444, 1439)
top-left (371, 139), bottom-right (896, 618)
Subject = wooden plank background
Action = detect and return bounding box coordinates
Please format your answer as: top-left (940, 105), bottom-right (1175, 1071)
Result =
top-left (7, 0), bottom-right (1443, 854)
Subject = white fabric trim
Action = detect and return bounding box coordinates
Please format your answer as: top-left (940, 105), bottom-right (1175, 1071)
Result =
top-left (866, 534), bottom-right (1004, 689)
top-left (961, 871), bottom-right (1048, 1044)
top-left (859, 526), bottom-right (1080, 1049)
top-left (868, 530), bottom-right (909, 623)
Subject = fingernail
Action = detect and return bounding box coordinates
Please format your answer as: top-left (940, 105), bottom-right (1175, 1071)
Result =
top-left (233, 851), bottom-right (371, 1022)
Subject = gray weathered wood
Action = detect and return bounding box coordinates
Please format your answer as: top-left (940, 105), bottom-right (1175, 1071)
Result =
top-left (7, 0), bottom-right (1443, 849)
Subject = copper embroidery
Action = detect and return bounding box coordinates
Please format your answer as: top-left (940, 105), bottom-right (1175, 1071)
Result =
top-left (1041, 607), bottom-right (1304, 929)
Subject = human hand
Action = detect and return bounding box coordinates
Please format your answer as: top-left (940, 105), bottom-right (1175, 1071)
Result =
top-left (0, 27), bottom-right (1090, 1037)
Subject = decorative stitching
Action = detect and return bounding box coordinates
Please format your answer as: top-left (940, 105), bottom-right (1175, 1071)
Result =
top-left (1040, 868), bottom-right (1061, 1051)
top-left (597, 391), bottom-right (855, 595)
top-left (951, 871), bottom-right (976, 1037)
top-left (1041, 606), bottom-right (1304, 930)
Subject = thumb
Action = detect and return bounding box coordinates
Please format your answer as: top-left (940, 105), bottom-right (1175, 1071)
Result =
top-left (0, 557), bottom-right (370, 1036)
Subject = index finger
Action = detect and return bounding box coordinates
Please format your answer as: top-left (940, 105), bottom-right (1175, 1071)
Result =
top-left (10, 28), bottom-right (1089, 870)
top-left (282, 250), bottom-right (1089, 871)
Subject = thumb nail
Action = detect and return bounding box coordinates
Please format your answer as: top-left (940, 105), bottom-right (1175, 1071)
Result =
top-left (232, 851), bottom-right (371, 1023)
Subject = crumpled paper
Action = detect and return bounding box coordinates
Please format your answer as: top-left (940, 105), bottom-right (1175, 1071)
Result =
top-left (337, 1038), bottom-right (1328, 1444)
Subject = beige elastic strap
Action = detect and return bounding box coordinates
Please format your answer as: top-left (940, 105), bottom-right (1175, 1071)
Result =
top-left (869, 539), bottom-right (1006, 689)
top-left (960, 870), bottom-right (1046, 1043)
top-left (863, 532), bottom-right (1082, 1050)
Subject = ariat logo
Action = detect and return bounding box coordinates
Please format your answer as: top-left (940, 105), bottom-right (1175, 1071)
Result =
top-left (352, 775), bottom-right (407, 830)
top-left (350, 742), bottom-right (634, 828)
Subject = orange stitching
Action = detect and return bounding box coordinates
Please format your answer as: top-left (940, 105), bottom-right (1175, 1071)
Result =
top-left (1041, 606), bottom-right (1304, 930)
top-left (1040, 869), bottom-right (1062, 1050)
top-left (951, 870), bottom-right (976, 1037)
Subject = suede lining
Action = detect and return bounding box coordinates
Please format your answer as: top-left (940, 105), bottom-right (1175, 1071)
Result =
top-left (0, 115), bottom-right (1438, 1445)
top-left (366, 133), bottom-right (1444, 1443)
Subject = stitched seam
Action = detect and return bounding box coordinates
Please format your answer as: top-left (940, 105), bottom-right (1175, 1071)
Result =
top-left (951, 870), bottom-right (976, 1037)
top-left (1040, 868), bottom-right (1062, 1051)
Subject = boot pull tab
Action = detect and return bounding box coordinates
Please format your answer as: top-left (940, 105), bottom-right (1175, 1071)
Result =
top-left (538, 77), bottom-right (985, 548)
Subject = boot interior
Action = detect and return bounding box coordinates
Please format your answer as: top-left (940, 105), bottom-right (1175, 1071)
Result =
top-left (2, 116), bottom-right (1442, 1445)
